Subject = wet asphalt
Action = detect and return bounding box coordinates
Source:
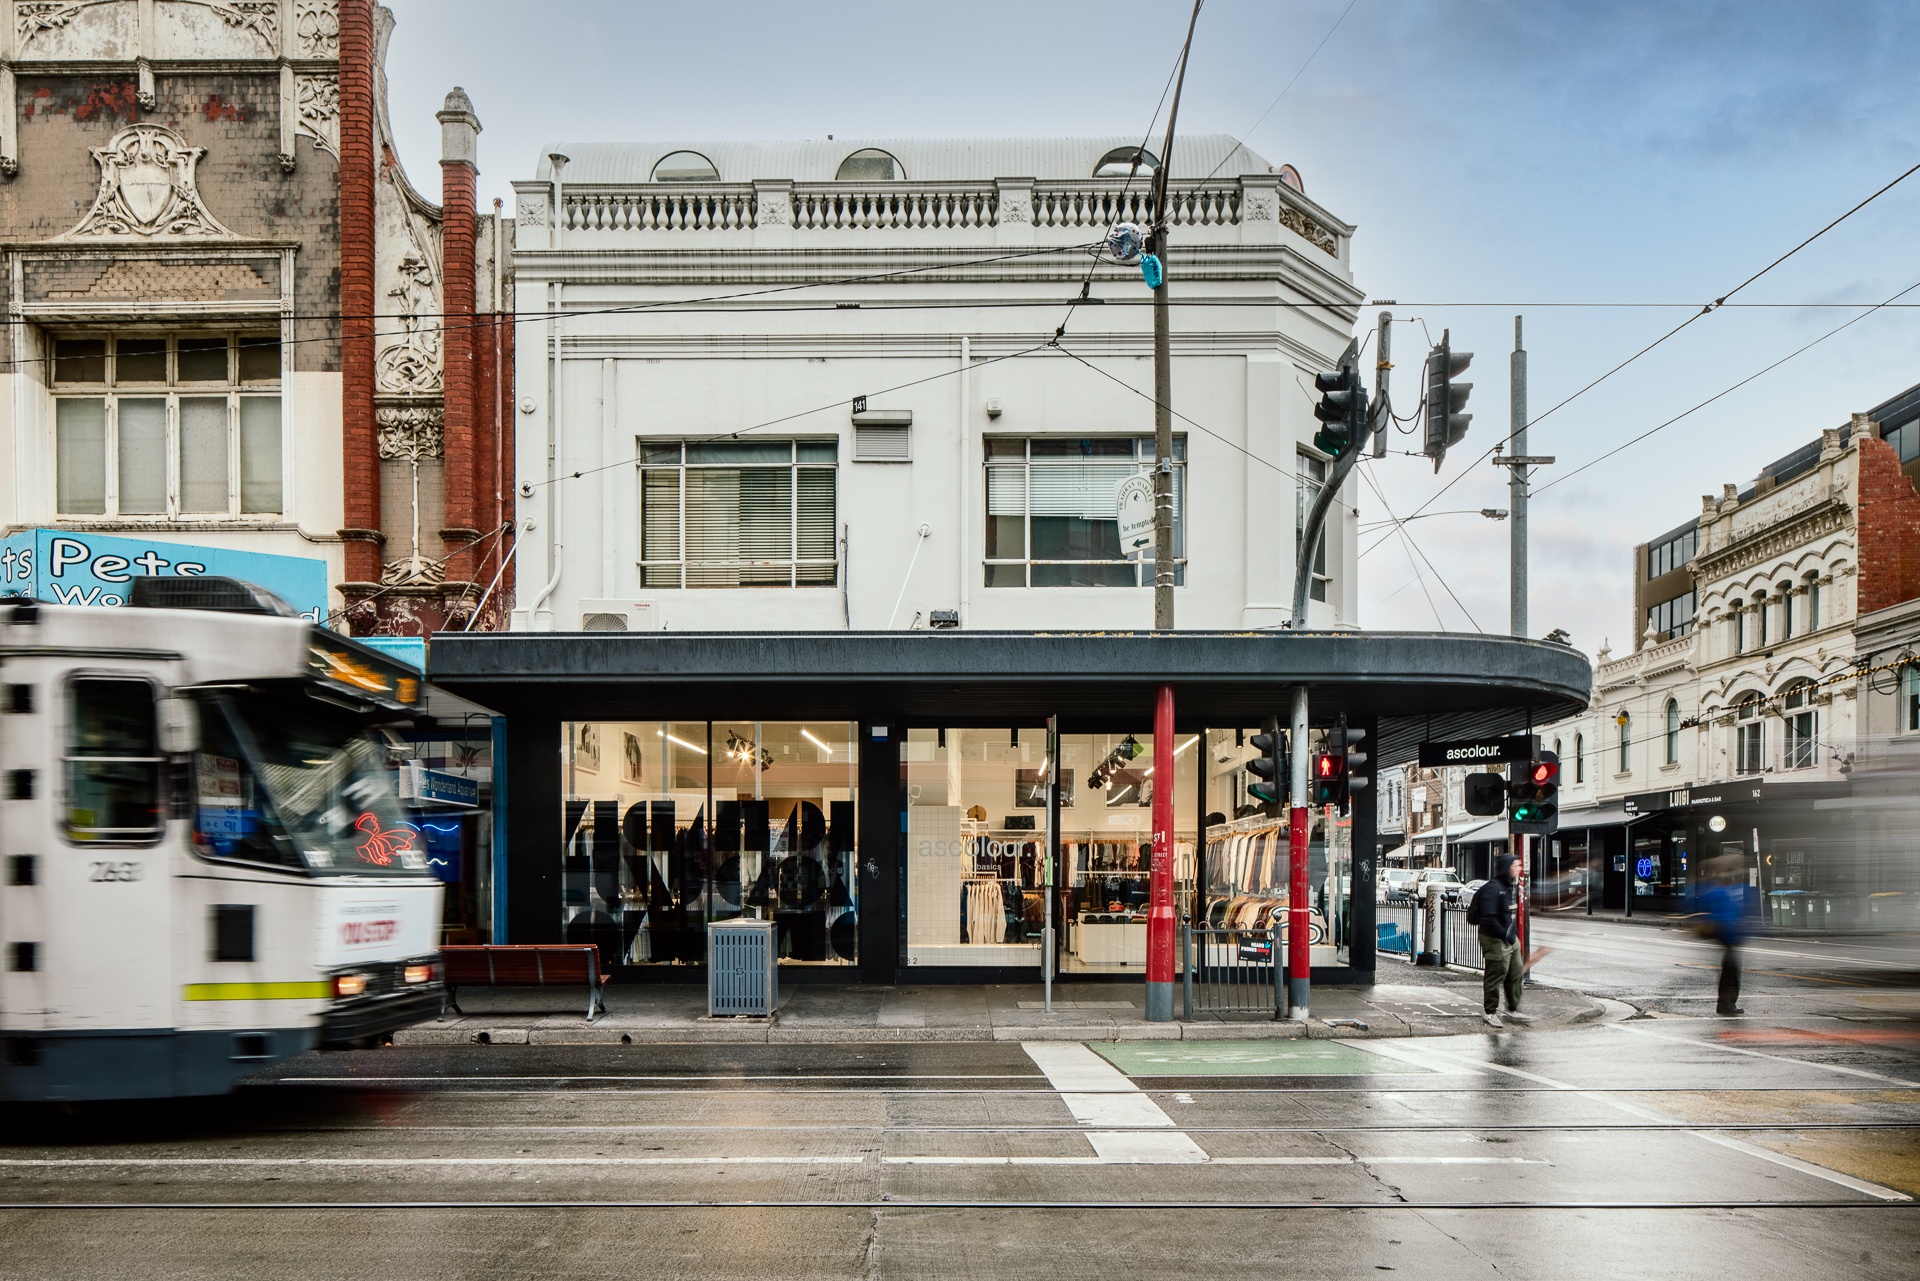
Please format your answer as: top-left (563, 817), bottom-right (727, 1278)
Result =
top-left (2, 916), bottom-right (1916, 1278)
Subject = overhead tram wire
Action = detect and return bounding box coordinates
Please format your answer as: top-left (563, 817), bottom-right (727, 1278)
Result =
top-left (1197, 0), bottom-right (1360, 184)
top-left (1363, 153), bottom-right (1920, 550)
top-left (1536, 272), bottom-right (1920, 495)
top-left (1358, 467), bottom-right (1480, 632)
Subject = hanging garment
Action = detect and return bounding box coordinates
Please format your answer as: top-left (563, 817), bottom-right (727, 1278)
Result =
top-left (964, 880), bottom-right (1005, 944)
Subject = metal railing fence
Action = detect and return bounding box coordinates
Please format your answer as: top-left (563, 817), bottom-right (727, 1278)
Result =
top-left (1180, 923), bottom-right (1283, 1019)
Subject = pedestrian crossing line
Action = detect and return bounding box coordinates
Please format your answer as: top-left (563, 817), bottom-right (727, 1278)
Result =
top-left (0, 1157), bottom-right (862, 1168)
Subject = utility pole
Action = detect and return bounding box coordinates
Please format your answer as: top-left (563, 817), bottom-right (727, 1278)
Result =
top-left (1510, 316), bottom-right (1527, 638)
top-left (1371, 312), bottom-right (1392, 457)
top-left (1143, 0), bottom-right (1202, 1025)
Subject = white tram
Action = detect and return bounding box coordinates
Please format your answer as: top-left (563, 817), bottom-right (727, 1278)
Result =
top-left (1, 578), bottom-right (445, 1101)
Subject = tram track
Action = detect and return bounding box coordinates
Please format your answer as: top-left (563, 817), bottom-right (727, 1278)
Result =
top-left (2, 1199), bottom-right (1914, 1211)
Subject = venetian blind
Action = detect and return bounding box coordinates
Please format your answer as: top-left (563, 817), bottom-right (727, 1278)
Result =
top-left (640, 468), bottom-right (681, 587)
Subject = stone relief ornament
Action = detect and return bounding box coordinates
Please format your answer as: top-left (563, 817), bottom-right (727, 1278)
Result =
top-left (515, 194), bottom-right (547, 227)
top-left (295, 74), bottom-right (339, 159)
top-left (1243, 192), bottom-right (1275, 220)
top-left (60, 124), bottom-right (238, 240)
top-left (375, 406), bottom-right (444, 462)
top-left (207, 1), bottom-right (279, 51)
top-left (16, 2), bottom-right (87, 45)
top-left (1276, 204), bottom-right (1338, 256)
top-left (293, 0), bottom-right (339, 56)
top-left (375, 251), bottom-right (443, 394)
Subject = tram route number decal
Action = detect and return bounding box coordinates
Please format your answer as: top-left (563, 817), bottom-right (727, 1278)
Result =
top-left (89, 862), bottom-right (143, 882)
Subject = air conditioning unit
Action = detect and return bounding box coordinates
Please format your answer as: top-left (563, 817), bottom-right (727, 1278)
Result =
top-left (578, 599), bottom-right (659, 632)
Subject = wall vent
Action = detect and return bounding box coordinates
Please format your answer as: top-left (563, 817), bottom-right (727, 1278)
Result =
top-left (852, 409), bottom-right (912, 462)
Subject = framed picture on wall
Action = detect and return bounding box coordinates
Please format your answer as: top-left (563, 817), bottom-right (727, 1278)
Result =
top-left (622, 731), bottom-right (645, 784)
top-left (573, 722), bottom-right (601, 774)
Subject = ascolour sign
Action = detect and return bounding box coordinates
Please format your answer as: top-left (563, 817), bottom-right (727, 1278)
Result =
top-left (0, 528), bottom-right (328, 620)
top-left (1417, 735), bottom-right (1539, 767)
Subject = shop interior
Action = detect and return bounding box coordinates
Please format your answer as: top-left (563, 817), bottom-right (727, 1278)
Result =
top-left (560, 721), bottom-right (859, 967)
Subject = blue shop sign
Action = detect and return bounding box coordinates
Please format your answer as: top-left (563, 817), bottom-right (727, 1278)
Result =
top-left (0, 528), bottom-right (329, 621)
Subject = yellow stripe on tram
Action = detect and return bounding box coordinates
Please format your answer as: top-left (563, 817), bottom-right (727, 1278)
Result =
top-left (182, 982), bottom-right (333, 1001)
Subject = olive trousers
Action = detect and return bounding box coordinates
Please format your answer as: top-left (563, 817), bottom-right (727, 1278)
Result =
top-left (1479, 933), bottom-right (1523, 1014)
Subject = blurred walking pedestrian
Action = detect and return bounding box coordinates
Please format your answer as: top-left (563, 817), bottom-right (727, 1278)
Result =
top-left (1467, 853), bottom-right (1531, 1028)
top-left (1696, 855), bottom-right (1751, 1016)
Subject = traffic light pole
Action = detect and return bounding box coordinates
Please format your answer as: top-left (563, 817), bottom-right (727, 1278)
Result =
top-left (1287, 684), bottom-right (1311, 1020)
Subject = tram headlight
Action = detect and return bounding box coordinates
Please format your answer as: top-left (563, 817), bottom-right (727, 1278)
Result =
top-left (403, 964), bottom-right (435, 985)
top-left (334, 973), bottom-right (369, 998)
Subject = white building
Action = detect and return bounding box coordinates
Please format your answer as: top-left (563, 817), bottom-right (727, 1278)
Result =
top-left (506, 136), bottom-right (1363, 633)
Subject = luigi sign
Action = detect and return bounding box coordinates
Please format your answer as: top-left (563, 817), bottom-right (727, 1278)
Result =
top-left (1116, 474), bottom-right (1155, 554)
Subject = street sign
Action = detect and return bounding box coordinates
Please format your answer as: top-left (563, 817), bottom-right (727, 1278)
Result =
top-left (1116, 474), bottom-right (1156, 554)
top-left (1492, 455), bottom-right (1555, 466)
top-left (1417, 734), bottom-right (1539, 767)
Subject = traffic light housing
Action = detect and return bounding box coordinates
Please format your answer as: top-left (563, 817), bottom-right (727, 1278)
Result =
top-left (1246, 715), bottom-right (1287, 815)
top-left (1310, 749), bottom-right (1343, 807)
top-left (1508, 751), bottom-right (1560, 835)
top-left (1463, 772), bottom-right (1508, 816)
top-left (1312, 365), bottom-right (1368, 460)
top-left (1423, 329), bottom-right (1473, 472)
top-left (1337, 717), bottom-right (1369, 818)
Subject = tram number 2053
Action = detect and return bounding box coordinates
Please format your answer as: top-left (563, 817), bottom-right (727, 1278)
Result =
top-left (88, 862), bottom-right (144, 882)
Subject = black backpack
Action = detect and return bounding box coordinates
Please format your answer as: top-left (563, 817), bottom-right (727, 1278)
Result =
top-left (1465, 883), bottom-right (1485, 927)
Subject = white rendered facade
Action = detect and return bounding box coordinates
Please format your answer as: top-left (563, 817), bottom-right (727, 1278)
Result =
top-left (506, 136), bottom-right (1364, 632)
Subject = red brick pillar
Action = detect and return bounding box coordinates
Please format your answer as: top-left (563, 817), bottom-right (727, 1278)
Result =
top-left (437, 88), bottom-right (483, 592)
top-left (338, 0), bottom-right (381, 592)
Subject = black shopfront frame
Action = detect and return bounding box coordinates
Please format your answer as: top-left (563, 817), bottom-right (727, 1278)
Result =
top-left (443, 630), bottom-right (1588, 988)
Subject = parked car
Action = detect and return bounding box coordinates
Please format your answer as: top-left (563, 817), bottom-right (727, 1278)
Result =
top-left (1413, 869), bottom-right (1466, 904)
top-left (1380, 869), bottom-right (1418, 903)
top-left (1451, 878), bottom-right (1488, 908)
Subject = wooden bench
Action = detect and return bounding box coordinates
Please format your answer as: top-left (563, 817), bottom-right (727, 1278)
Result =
top-left (441, 945), bottom-right (609, 1021)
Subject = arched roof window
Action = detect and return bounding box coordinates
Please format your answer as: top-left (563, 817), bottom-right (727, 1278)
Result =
top-left (650, 151), bottom-right (719, 182)
top-left (1094, 146), bottom-right (1160, 177)
top-left (835, 148), bottom-right (904, 180)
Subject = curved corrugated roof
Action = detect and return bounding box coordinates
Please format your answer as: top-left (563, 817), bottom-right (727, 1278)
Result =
top-left (533, 135), bottom-right (1279, 185)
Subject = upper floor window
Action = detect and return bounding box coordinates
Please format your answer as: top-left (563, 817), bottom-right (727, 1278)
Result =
top-left (1905, 664), bottom-right (1919, 732)
top-left (1647, 527), bottom-right (1696, 579)
top-left (1779, 582), bottom-right (1795, 641)
top-left (1758, 594), bottom-right (1772, 647)
top-left (1732, 601), bottom-right (1746, 654)
top-left (1736, 693), bottom-right (1762, 775)
top-left (1884, 415), bottom-right (1920, 465)
top-left (639, 440), bottom-right (837, 588)
top-left (1664, 699), bottom-right (1680, 765)
top-left (53, 332), bottom-right (281, 518)
top-left (1783, 681), bottom-right (1816, 769)
top-left (984, 437), bottom-right (1184, 588)
top-left (1647, 590), bottom-right (1695, 640)
top-left (1574, 732), bottom-right (1584, 782)
top-left (650, 151), bottom-right (719, 182)
top-left (1094, 146), bottom-right (1160, 178)
top-left (835, 149), bottom-right (904, 180)
top-left (1807, 575), bottom-right (1822, 632)
top-left (1617, 713), bottom-right (1631, 773)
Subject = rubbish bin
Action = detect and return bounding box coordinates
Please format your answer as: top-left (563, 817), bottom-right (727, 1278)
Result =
top-left (1768, 890), bottom-right (1807, 930)
top-left (708, 918), bottom-right (778, 1017)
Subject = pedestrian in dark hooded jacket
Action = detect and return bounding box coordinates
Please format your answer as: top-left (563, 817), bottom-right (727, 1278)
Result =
top-left (1467, 852), bottom-right (1531, 1028)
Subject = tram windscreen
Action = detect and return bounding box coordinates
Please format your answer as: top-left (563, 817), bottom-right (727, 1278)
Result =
top-left (194, 692), bottom-right (428, 877)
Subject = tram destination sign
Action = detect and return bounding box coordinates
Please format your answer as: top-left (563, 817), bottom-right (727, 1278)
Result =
top-left (1417, 734), bottom-right (1540, 767)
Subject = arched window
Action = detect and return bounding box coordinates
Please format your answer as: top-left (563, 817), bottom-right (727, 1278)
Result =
top-left (1806, 573), bottom-right (1821, 632)
top-left (835, 148), bottom-right (904, 181)
top-left (1664, 699), bottom-right (1680, 765)
top-left (650, 151), bottom-right (719, 182)
top-left (1618, 712), bottom-right (1631, 774)
top-left (1094, 145), bottom-right (1160, 177)
top-left (1275, 163), bottom-right (1304, 193)
top-left (1732, 601), bottom-right (1745, 654)
top-left (1736, 693), bottom-right (1762, 774)
top-left (1779, 582), bottom-right (1794, 641)
top-left (1783, 680), bottom-right (1816, 769)
top-left (1574, 732), bottom-right (1585, 782)
top-left (1758, 592), bottom-right (1771, 647)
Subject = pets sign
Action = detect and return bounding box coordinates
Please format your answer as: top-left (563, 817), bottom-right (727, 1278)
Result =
top-left (0, 528), bottom-right (329, 621)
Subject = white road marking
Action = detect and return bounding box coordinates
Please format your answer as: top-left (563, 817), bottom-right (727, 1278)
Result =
top-left (1686, 1132), bottom-right (1912, 1203)
top-left (0, 1157), bottom-right (861, 1167)
top-left (1020, 1043), bottom-right (1142, 1093)
top-left (1084, 1131), bottom-right (1210, 1163)
top-left (1063, 1094), bottom-right (1176, 1128)
top-left (1021, 1042), bottom-right (1199, 1163)
top-left (1604, 1022), bottom-right (1920, 1088)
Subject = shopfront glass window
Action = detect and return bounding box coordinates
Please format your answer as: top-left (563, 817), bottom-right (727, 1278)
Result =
top-left (1202, 727), bottom-right (1349, 968)
top-left (1632, 830), bottom-right (1688, 899)
top-left (901, 727), bottom-right (1203, 971)
top-left (560, 721), bottom-right (857, 968)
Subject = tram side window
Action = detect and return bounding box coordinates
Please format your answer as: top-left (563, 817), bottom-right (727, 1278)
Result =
top-left (191, 707), bottom-right (302, 871)
top-left (65, 679), bottom-right (163, 843)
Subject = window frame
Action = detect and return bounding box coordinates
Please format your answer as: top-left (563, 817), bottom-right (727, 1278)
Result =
top-left (1904, 664), bottom-right (1919, 733)
top-left (1664, 699), bottom-right (1680, 765)
top-left (1574, 732), bottom-right (1584, 783)
top-left (1618, 714), bottom-right (1631, 774)
top-left (1735, 693), bottom-right (1762, 776)
top-left (1295, 450), bottom-right (1331, 603)
top-left (982, 436), bottom-right (1187, 589)
top-left (50, 331), bottom-right (283, 520)
top-left (637, 439), bottom-right (840, 589)
top-left (649, 150), bottom-right (719, 182)
top-left (1783, 681), bottom-right (1816, 769)
top-left (61, 673), bottom-right (165, 848)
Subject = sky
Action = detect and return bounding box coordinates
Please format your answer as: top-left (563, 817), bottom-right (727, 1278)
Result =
top-left (381, 0), bottom-right (1920, 655)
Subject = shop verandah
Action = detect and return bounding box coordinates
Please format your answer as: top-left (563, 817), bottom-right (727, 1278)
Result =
top-left (427, 630), bottom-right (1590, 989)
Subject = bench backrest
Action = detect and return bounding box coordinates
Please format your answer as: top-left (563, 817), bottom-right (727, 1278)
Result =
top-left (442, 945), bottom-right (603, 985)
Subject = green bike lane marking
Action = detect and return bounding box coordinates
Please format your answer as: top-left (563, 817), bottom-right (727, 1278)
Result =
top-left (1093, 1040), bottom-right (1435, 1077)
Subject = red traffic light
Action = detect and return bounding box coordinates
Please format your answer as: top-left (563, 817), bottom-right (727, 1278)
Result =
top-left (1315, 752), bottom-right (1341, 778)
top-left (1531, 760), bottom-right (1560, 785)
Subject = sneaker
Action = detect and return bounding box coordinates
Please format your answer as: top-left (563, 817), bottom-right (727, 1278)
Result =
top-left (1483, 1013), bottom-right (1504, 1028)
top-left (1716, 1006), bottom-right (1744, 1017)
top-left (1505, 1011), bottom-right (1534, 1024)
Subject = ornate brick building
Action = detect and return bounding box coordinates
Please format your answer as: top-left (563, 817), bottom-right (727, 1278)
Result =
top-left (0, 1), bottom-right (512, 634)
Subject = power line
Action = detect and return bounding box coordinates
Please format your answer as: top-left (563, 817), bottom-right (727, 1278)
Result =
top-left (1199, 0), bottom-right (1360, 183)
top-left (1359, 466), bottom-right (1480, 632)
top-left (1536, 272), bottom-right (1920, 494)
top-left (1363, 153), bottom-right (1920, 551)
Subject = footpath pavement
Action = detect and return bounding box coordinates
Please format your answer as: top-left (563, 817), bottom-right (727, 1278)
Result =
top-left (396, 959), bottom-right (1605, 1047)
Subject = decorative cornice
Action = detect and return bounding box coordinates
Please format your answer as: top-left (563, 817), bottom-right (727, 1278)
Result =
top-left (1693, 498), bottom-right (1849, 582)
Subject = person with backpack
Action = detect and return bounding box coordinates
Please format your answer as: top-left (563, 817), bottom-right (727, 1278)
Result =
top-left (1467, 853), bottom-right (1532, 1028)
